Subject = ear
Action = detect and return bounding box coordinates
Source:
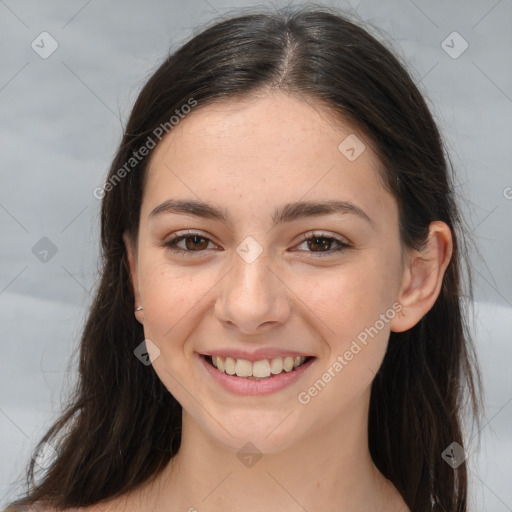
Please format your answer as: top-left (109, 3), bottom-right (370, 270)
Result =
top-left (390, 221), bottom-right (453, 332)
top-left (123, 231), bottom-right (144, 324)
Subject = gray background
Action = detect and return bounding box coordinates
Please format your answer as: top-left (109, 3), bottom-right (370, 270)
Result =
top-left (1, 0), bottom-right (511, 509)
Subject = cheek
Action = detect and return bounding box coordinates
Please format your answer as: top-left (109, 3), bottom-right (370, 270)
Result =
top-left (297, 266), bottom-right (394, 414)
top-left (137, 258), bottom-right (216, 344)
top-left (299, 251), bottom-right (401, 388)
top-left (304, 256), bottom-right (400, 339)
top-left (136, 261), bottom-right (216, 400)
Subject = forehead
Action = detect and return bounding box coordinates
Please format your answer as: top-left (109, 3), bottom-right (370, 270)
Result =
top-left (142, 92), bottom-right (394, 225)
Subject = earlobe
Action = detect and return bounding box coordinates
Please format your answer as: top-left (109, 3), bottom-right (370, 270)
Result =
top-left (123, 231), bottom-right (144, 324)
top-left (390, 221), bottom-right (453, 333)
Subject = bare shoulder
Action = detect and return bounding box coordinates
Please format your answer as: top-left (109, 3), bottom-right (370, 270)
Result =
top-left (62, 504), bottom-right (120, 512)
top-left (27, 501), bottom-right (121, 512)
top-left (28, 485), bottom-right (142, 512)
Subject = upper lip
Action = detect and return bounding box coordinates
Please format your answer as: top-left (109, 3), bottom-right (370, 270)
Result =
top-left (199, 348), bottom-right (314, 363)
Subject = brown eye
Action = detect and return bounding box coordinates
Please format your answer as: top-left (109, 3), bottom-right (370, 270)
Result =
top-left (307, 237), bottom-right (335, 252)
top-left (294, 233), bottom-right (350, 257)
top-left (163, 232), bottom-right (217, 255)
top-left (184, 235), bottom-right (209, 251)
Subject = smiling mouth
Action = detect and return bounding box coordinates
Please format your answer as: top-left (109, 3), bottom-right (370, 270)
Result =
top-left (202, 354), bottom-right (315, 380)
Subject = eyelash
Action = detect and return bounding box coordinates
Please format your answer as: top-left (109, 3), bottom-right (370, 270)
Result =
top-left (162, 231), bottom-right (350, 257)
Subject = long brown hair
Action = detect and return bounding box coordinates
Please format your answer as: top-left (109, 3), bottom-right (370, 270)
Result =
top-left (7, 5), bottom-right (482, 511)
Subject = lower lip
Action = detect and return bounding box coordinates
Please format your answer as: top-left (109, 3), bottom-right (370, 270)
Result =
top-left (198, 354), bottom-right (315, 396)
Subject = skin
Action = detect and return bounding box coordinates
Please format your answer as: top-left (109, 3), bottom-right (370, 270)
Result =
top-left (81, 91), bottom-right (452, 512)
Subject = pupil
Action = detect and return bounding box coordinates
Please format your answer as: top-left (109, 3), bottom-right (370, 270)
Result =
top-left (309, 237), bottom-right (330, 251)
top-left (186, 235), bottom-right (207, 250)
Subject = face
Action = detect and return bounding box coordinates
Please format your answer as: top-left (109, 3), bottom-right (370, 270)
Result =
top-left (125, 92), bottom-right (406, 454)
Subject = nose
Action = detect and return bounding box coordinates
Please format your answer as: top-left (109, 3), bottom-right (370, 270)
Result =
top-left (214, 251), bottom-right (292, 335)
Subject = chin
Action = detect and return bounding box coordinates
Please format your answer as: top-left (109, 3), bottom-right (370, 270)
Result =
top-left (199, 409), bottom-right (307, 455)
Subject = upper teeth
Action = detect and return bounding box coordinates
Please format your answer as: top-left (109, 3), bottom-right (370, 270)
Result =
top-left (211, 356), bottom-right (307, 378)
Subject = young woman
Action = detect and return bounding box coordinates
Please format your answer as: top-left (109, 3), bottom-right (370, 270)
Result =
top-left (6, 5), bottom-right (482, 512)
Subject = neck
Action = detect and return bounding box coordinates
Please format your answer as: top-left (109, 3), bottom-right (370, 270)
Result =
top-left (134, 391), bottom-right (404, 512)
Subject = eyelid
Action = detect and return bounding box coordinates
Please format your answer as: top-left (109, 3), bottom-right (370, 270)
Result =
top-left (163, 229), bottom-right (214, 241)
top-left (297, 230), bottom-right (350, 244)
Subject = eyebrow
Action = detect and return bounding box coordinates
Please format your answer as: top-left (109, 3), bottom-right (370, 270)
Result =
top-left (149, 198), bottom-right (374, 228)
